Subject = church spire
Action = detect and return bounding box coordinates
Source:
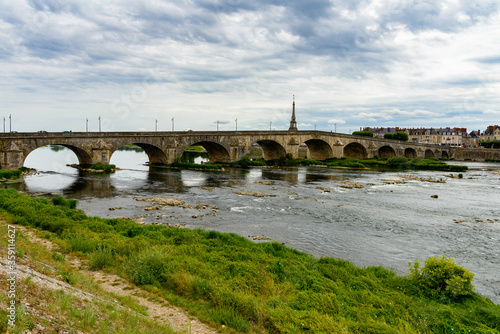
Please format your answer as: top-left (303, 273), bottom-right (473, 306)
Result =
top-left (288, 95), bottom-right (298, 132)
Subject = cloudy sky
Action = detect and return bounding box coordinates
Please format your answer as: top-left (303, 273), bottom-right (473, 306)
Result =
top-left (1, 0), bottom-right (499, 133)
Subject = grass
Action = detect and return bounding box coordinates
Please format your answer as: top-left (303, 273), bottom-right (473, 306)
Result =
top-left (79, 164), bottom-right (116, 173)
top-left (0, 189), bottom-right (498, 333)
top-left (261, 156), bottom-right (469, 172)
top-left (0, 167), bottom-right (29, 181)
top-left (0, 218), bottom-right (175, 334)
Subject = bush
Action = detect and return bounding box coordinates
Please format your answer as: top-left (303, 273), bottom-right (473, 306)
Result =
top-left (89, 247), bottom-right (115, 270)
top-left (384, 132), bottom-right (409, 141)
top-left (479, 141), bottom-right (500, 148)
top-left (0, 169), bottom-right (23, 180)
top-left (352, 131), bottom-right (374, 137)
top-left (386, 156), bottom-right (409, 167)
top-left (52, 196), bottom-right (78, 209)
top-left (408, 256), bottom-right (475, 301)
top-left (128, 249), bottom-right (167, 285)
top-left (450, 165), bottom-right (468, 172)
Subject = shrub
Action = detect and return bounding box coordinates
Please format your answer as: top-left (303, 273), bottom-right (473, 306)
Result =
top-left (392, 131), bottom-right (409, 141)
top-left (0, 169), bottom-right (23, 179)
top-left (386, 156), bottom-right (409, 168)
top-left (384, 133), bottom-right (394, 139)
top-left (128, 249), bottom-right (167, 285)
top-left (352, 131), bottom-right (374, 137)
top-left (479, 141), bottom-right (500, 148)
top-left (66, 234), bottom-right (99, 253)
top-left (384, 132), bottom-right (409, 141)
top-left (450, 165), bottom-right (468, 172)
top-left (52, 196), bottom-right (78, 209)
top-left (89, 247), bottom-right (115, 270)
top-left (408, 255), bottom-right (475, 301)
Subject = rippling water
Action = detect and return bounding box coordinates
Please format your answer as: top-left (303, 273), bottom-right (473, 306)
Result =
top-left (11, 146), bottom-right (500, 303)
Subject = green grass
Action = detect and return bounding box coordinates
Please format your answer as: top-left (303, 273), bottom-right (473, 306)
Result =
top-left (170, 161), bottom-right (222, 170)
top-left (0, 167), bottom-right (29, 180)
top-left (264, 157), bottom-right (469, 172)
top-left (0, 217), bottom-right (175, 334)
top-left (79, 164), bottom-right (116, 173)
top-left (0, 189), bottom-right (498, 333)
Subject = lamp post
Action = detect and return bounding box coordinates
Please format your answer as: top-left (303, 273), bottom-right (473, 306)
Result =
top-left (235, 119), bottom-right (237, 131)
top-left (171, 117), bottom-right (174, 131)
top-left (217, 120), bottom-right (219, 131)
top-left (269, 121), bottom-right (272, 131)
top-left (98, 116), bottom-right (101, 132)
top-left (9, 114), bottom-right (11, 132)
top-left (155, 119), bottom-right (158, 132)
top-left (3, 117), bottom-right (5, 133)
top-left (86, 118), bottom-right (88, 132)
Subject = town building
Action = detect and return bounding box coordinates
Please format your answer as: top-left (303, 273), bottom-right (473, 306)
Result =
top-left (481, 125), bottom-right (500, 142)
top-left (363, 127), bottom-right (478, 147)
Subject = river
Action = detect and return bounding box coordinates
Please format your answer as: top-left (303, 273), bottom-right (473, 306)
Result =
top-left (8, 145), bottom-right (500, 304)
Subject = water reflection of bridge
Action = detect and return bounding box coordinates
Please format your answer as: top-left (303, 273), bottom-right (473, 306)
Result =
top-left (1, 131), bottom-right (499, 169)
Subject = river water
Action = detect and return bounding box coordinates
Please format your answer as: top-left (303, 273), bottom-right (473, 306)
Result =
top-left (9, 146), bottom-right (500, 303)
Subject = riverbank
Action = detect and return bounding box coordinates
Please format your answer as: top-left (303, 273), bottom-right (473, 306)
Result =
top-left (0, 216), bottom-right (214, 333)
top-left (0, 189), bottom-right (498, 333)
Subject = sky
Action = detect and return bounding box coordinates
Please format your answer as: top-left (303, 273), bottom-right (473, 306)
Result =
top-left (1, 0), bottom-right (499, 134)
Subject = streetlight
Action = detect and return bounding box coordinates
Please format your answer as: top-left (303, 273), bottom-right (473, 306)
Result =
top-left (217, 120), bottom-right (219, 131)
top-left (269, 121), bottom-right (272, 130)
top-left (3, 117), bottom-right (5, 133)
top-left (86, 118), bottom-right (88, 132)
top-left (155, 119), bottom-right (158, 132)
top-left (9, 114), bottom-right (11, 132)
top-left (98, 116), bottom-right (101, 132)
top-left (235, 118), bottom-right (237, 131)
top-left (171, 117), bottom-right (174, 131)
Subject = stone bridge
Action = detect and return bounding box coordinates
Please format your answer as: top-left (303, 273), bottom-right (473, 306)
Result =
top-left (0, 131), bottom-right (498, 169)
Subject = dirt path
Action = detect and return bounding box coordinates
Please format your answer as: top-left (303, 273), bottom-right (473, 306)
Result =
top-left (0, 222), bottom-right (218, 334)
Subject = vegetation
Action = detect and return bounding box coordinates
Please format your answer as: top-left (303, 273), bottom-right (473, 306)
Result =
top-left (51, 196), bottom-right (78, 209)
top-left (0, 217), bottom-right (175, 334)
top-left (260, 156), bottom-right (468, 172)
top-left (79, 164), bottom-right (116, 173)
top-left (185, 145), bottom-right (207, 152)
top-left (171, 159), bottom-right (222, 170)
top-left (384, 131), bottom-right (409, 141)
top-left (479, 141), bottom-right (500, 148)
top-left (0, 167), bottom-right (28, 180)
top-left (408, 256), bottom-right (475, 302)
top-left (0, 189), bottom-right (498, 333)
top-left (351, 131), bottom-right (374, 137)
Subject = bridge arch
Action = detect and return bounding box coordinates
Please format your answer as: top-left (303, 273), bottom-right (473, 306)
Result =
top-left (378, 146), bottom-right (396, 159)
top-left (424, 149), bottom-right (435, 158)
top-left (344, 142), bottom-right (367, 159)
top-left (302, 139), bottom-right (333, 160)
top-left (404, 148), bottom-right (417, 159)
top-left (24, 144), bottom-right (92, 167)
top-left (441, 151), bottom-right (449, 159)
top-left (253, 140), bottom-right (287, 160)
top-left (186, 141), bottom-right (230, 163)
top-left (110, 143), bottom-right (168, 165)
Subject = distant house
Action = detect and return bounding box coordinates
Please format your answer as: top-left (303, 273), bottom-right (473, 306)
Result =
top-left (481, 125), bottom-right (500, 142)
top-left (464, 130), bottom-right (481, 147)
